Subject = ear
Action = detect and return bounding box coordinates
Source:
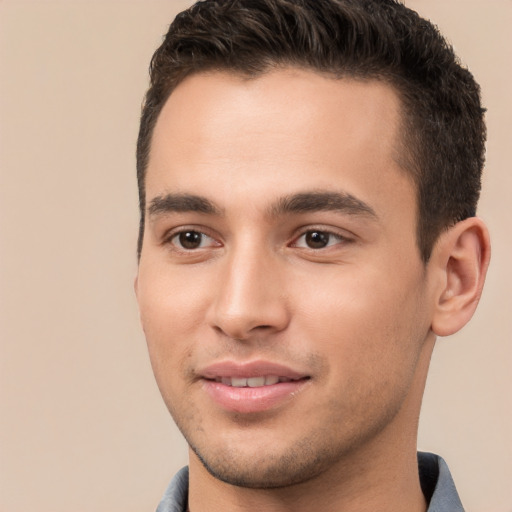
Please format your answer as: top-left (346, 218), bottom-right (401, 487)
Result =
top-left (430, 217), bottom-right (490, 337)
top-left (133, 273), bottom-right (147, 335)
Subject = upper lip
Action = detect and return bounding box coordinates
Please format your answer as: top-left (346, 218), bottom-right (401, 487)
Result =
top-left (198, 360), bottom-right (309, 380)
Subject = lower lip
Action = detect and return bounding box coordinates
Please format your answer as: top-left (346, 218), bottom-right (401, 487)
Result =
top-left (202, 379), bottom-right (309, 414)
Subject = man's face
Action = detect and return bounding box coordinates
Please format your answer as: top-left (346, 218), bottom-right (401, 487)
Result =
top-left (136, 69), bottom-right (436, 487)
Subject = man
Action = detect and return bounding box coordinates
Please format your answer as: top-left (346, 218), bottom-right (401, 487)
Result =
top-left (134, 0), bottom-right (490, 510)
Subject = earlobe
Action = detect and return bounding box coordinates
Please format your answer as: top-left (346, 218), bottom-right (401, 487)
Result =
top-left (431, 217), bottom-right (490, 337)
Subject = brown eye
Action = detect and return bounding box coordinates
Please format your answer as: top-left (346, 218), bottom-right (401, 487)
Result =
top-left (292, 229), bottom-right (347, 250)
top-left (179, 231), bottom-right (202, 249)
top-left (171, 230), bottom-right (213, 250)
top-left (167, 229), bottom-right (221, 255)
top-left (304, 231), bottom-right (330, 249)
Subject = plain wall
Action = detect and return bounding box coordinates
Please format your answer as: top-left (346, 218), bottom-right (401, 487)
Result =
top-left (0, 1), bottom-right (510, 511)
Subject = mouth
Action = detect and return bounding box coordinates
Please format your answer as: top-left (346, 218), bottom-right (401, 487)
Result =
top-left (211, 375), bottom-right (304, 387)
top-left (199, 360), bottom-right (311, 413)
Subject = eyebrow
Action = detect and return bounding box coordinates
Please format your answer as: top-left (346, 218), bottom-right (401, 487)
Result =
top-left (148, 193), bottom-right (222, 217)
top-left (269, 191), bottom-right (377, 219)
top-left (147, 190), bottom-right (377, 220)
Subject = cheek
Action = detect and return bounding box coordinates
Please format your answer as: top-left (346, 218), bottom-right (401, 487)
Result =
top-left (138, 262), bottom-right (210, 336)
top-left (292, 262), bottom-right (429, 381)
top-left (136, 264), bottom-right (210, 389)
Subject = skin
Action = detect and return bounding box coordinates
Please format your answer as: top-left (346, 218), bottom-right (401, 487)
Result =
top-left (135, 69), bottom-right (490, 512)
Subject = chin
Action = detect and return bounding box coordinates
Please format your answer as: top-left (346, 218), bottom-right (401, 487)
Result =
top-left (188, 434), bottom-right (342, 489)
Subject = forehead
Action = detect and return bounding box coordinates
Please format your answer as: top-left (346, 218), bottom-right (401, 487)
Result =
top-left (146, 68), bottom-right (413, 220)
top-left (152, 69), bottom-right (402, 160)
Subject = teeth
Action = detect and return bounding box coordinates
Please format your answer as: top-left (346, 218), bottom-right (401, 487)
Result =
top-left (219, 375), bottom-right (282, 387)
top-left (231, 377), bottom-right (247, 387)
top-left (247, 377), bottom-right (265, 387)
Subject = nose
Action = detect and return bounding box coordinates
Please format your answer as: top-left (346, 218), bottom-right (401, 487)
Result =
top-left (207, 244), bottom-right (290, 341)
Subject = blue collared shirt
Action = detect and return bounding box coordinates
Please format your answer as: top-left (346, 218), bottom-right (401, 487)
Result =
top-left (156, 452), bottom-right (464, 512)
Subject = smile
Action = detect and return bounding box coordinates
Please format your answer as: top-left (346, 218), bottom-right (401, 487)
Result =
top-left (214, 376), bottom-right (300, 387)
top-left (199, 361), bottom-right (311, 413)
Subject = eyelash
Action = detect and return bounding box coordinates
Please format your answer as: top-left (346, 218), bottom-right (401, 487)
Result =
top-left (164, 226), bottom-right (352, 252)
top-left (165, 228), bottom-right (220, 251)
top-left (291, 229), bottom-right (351, 250)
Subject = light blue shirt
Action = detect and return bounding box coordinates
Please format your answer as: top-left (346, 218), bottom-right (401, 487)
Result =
top-left (156, 452), bottom-right (464, 512)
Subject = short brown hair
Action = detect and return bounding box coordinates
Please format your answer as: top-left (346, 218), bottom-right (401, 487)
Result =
top-left (136, 0), bottom-right (486, 262)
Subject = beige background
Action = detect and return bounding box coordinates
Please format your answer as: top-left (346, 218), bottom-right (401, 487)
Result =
top-left (0, 1), bottom-right (510, 511)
